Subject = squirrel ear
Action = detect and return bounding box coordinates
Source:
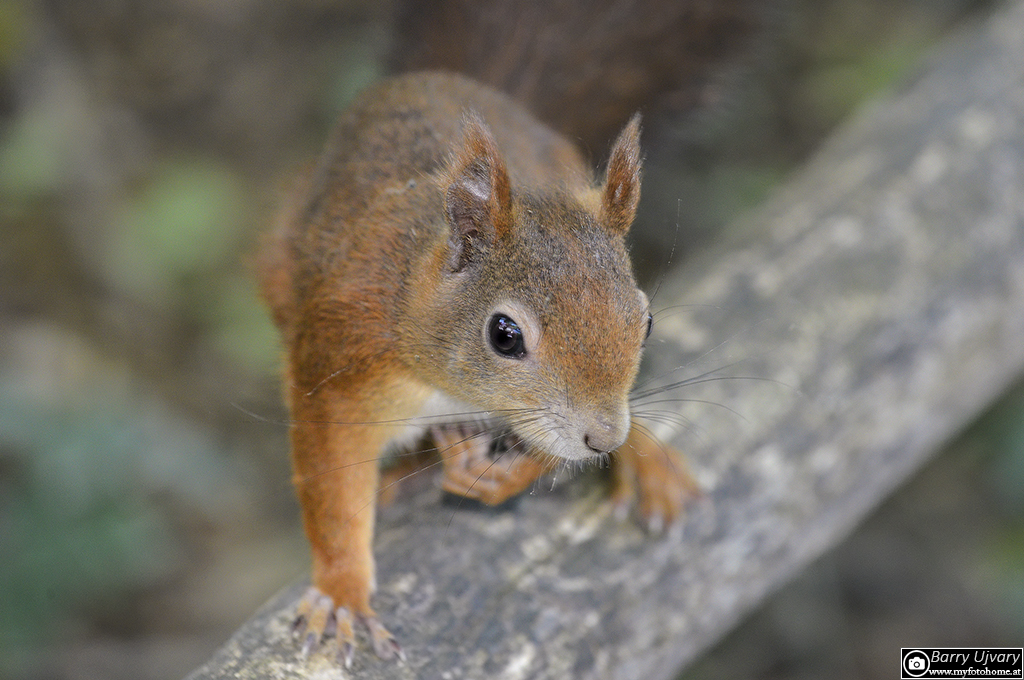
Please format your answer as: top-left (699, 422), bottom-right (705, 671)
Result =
top-left (443, 113), bottom-right (513, 272)
top-left (600, 113), bottom-right (643, 236)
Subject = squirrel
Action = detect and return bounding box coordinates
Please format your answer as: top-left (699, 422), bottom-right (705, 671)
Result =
top-left (255, 0), bottom-right (776, 666)
top-left (256, 71), bottom-right (697, 665)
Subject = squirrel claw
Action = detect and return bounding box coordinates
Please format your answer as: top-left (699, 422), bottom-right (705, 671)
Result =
top-left (646, 511), bottom-right (666, 535)
top-left (294, 587), bottom-right (393, 667)
top-left (363, 615), bottom-right (404, 662)
top-left (293, 588), bottom-right (333, 657)
top-left (300, 631), bottom-right (318, 659)
top-left (333, 605), bottom-right (357, 667)
top-left (338, 641), bottom-right (355, 669)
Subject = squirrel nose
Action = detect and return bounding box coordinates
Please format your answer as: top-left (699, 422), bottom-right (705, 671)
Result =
top-left (583, 412), bottom-right (629, 454)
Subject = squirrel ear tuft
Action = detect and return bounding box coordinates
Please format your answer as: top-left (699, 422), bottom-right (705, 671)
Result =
top-left (443, 113), bottom-right (513, 272)
top-left (600, 113), bottom-right (643, 236)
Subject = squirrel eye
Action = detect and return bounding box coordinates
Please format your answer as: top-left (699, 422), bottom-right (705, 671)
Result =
top-left (488, 314), bottom-right (526, 358)
top-left (644, 313), bottom-right (653, 340)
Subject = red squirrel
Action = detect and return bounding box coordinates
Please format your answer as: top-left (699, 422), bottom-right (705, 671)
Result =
top-left (256, 71), bottom-right (698, 665)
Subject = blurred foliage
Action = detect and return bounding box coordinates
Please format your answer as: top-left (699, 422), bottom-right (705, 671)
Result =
top-left (0, 1), bottom-right (28, 70)
top-left (96, 154), bottom-right (282, 373)
top-left (983, 388), bottom-right (1024, 514)
top-left (0, 325), bottom-right (252, 672)
top-left (204, 273), bottom-right (283, 373)
top-left (0, 97), bottom-right (67, 207)
top-left (104, 159), bottom-right (250, 304)
top-left (979, 386), bottom-right (1024, 627)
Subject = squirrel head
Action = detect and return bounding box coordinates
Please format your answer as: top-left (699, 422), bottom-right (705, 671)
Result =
top-left (414, 113), bottom-right (649, 462)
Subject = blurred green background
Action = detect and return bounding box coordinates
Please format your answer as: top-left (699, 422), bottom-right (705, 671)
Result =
top-left (0, 1), bottom-right (1021, 679)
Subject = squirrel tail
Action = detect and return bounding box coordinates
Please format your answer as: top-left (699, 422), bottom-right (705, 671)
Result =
top-left (389, 0), bottom-right (786, 154)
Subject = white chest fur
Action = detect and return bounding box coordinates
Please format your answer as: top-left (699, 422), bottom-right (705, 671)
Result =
top-left (381, 390), bottom-right (493, 460)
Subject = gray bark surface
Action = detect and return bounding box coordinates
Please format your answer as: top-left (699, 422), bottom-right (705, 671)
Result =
top-left (186, 2), bottom-right (1024, 678)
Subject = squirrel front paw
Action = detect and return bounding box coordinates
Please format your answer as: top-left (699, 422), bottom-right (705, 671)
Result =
top-left (610, 428), bottom-right (701, 533)
top-left (433, 425), bottom-right (551, 506)
top-left (433, 422), bottom-right (700, 531)
top-left (292, 585), bottom-right (403, 668)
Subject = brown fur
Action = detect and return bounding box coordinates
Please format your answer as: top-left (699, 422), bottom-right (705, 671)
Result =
top-left (391, 0), bottom-right (781, 151)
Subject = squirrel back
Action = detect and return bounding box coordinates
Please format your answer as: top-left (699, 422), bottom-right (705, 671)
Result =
top-left (259, 72), bottom-right (586, 334)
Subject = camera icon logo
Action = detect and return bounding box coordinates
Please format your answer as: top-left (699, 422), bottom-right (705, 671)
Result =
top-left (903, 650), bottom-right (930, 677)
